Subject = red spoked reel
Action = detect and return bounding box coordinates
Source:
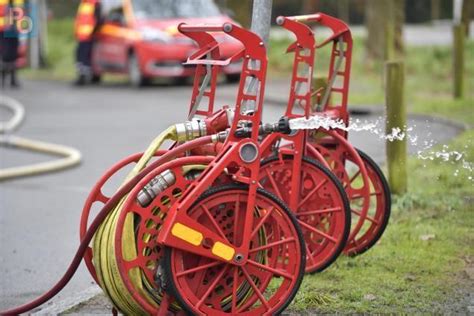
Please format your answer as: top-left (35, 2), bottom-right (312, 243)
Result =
top-left (79, 150), bottom-right (167, 283)
top-left (341, 149), bottom-right (391, 255)
top-left (162, 185), bottom-right (305, 315)
top-left (259, 155), bottom-right (350, 273)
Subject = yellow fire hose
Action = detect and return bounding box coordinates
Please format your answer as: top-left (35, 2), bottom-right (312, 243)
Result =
top-left (92, 126), bottom-right (178, 315)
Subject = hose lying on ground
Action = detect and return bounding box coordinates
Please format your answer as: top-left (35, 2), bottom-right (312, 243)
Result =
top-left (0, 94), bottom-right (82, 181)
top-left (0, 135), bottom-right (82, 181)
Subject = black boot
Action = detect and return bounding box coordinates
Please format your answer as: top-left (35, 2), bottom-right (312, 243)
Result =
top-left (1, 69), bottom-right (6, 89)
top-left (74, 74), bottom-right (87, 86)
top-left (10, 68), bottom-right (20, 88)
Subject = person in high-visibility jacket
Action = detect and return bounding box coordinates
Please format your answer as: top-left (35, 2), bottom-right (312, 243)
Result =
top-left (0, 0), bottom-right (23, 88)
top-left (74, 0), bottom-right (102, 86)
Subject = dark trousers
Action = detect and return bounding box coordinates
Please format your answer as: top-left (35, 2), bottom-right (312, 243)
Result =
top-left (76, 40), bottom-right (94, 76)
top-left (1, 30), bottom-right (20, 88)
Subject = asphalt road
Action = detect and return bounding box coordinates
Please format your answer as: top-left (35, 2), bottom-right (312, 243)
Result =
top-left (0, 79), bottom-right (462, 311)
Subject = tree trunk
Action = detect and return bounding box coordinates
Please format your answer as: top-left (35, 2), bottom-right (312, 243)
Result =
top-left (394, 0), bottom-right (405, 56)
top-left (302, 0), bottom-right (318, 14)
top-left (431, 0), bottom-right (440, 21)
top-left (226, 0), bottom-right (252, 28)
top-left (337, 0), bottom-right (350, 23)
top-left (365, 0), bottom-right (403, 61)
top-left (461, 0), bottom-right (473, 36)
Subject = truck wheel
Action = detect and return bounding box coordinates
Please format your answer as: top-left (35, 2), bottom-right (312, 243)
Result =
top-left (128, 53), bottom-right (149, 87)
top-left (225, 73), bottom-right (240, 83)
top-left (91, 74), bottom-right (101, 84)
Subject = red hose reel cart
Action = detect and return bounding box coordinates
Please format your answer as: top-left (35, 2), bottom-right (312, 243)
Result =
top-left (77, 13), bottom-right (391, 316)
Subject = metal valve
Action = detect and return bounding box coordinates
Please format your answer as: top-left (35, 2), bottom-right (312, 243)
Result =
top-left (175, 120), bottom-right (207, 142)
top-left (276, 116), bottom-right (291, 134)
top-left (234, 116), bottom-right (292, 138)
top-left (137, 169), bottom-right (176, 207)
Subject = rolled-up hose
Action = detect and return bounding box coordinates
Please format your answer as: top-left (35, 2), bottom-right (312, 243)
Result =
top-left (0, 135), bottom-right (214, 316)
top-left (92, 126), bottom-right (177, 315)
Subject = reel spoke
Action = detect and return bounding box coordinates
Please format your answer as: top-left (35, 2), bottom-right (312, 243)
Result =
top-left (175, 260), bottom-right (223, 278)
top-left (259, 155), bottom-right (350, 273)
top-left (296, 206), bottom-right (342, 216)
top-left (240, 266), bottom-right (271, 311)
top-left (247, 259), bottom-right (295, 280)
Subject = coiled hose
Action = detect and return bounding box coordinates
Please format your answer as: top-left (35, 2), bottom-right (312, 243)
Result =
top-left (92, 126), bottom-right (176, 315)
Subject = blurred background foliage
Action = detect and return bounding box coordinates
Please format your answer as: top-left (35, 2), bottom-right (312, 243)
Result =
top-left (49, 0), bottom-right (459, 23)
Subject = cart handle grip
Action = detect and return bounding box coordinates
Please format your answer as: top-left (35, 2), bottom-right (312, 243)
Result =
top-left (178, 23), bottom-right (233, 34)
top-left (276, 14), bottom-right (322, 25)
top-left (276, 13), bottom-right (350, 35)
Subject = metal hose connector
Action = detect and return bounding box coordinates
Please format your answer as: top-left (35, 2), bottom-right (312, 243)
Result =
top-left (136, 169), bottom-right (176, 207)
top-left (175, 120), bottom-right (207, 142)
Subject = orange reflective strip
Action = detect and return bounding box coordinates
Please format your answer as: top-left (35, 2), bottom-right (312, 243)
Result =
top-left (165, 25), bottom-right (179, 36)
top-left (100, 24), bottom-right (141, 41)
top-left (78, 2), bottom-right (94, 15)
top-left (78, 24), bottom-right (94, 36)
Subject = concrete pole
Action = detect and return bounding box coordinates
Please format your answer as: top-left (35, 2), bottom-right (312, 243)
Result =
top-left (250, 0), bottom-right (273, 46)
top-left (28, 0), bottom-right (47, 68)
top-left (28, 0), bottom-right (40, 69)
top-left (385, 61), bottom-right (407, 194)
top-left (39, 0), bottom-right (48, 65)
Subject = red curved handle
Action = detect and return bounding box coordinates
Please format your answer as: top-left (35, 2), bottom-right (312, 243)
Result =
top-left (278, 13), bottom-right (322, 24)
top-left (278, 13), bottom-right (349, 34)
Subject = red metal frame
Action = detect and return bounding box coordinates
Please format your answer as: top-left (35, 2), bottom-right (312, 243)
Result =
top-left (277, 13), bottom-right (382, 247)
top-left (157, 22), bottom-right (268, 259)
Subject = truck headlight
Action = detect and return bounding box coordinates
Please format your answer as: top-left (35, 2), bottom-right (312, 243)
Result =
top-left (140, 28), bottom-right (172, 43)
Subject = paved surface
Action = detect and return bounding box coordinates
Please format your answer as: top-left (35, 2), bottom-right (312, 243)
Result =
top-left (0, 79), bottom-right (463, 313)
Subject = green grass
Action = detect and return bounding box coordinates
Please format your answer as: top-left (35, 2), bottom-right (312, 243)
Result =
top-left (23, 18), bottom-right (76, 80)
top-left (289, 130), bottom-right (473, 313)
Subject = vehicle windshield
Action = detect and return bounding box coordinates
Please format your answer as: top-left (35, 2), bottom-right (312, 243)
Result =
top-left (132, 0), bottom-right (221, 20)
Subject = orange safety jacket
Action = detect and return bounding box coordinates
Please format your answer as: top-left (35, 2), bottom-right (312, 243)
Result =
top-left (74, 0), bottom-right (99, 41)
top-left (0, 0), bottom-right (24, 32)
